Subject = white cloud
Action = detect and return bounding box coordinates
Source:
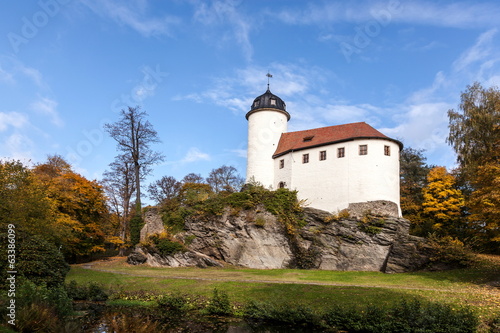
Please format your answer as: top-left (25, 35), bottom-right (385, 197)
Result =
top-left (0, 66), bottom-right (15, 84)
top-left (276, 1), bottom-right (500, 29)
top-left (192, 0), bottom-right (254, 61)
top-left (0, 112), bottom-right (29, 132)
top-left (0, 56), bottom-right (46, 88)
top-left (182, 147), bottom-right (210, 163)
top-left (453, 29), bottom-right (497, 72)
top-left (82, 0), bottom-right (181, 37)
top-left (30, 97), bottom-right (64, 127)
top-left (1, 133), bottom-right (35, 162)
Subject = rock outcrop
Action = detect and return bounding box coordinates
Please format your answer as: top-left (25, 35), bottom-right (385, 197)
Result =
top-left (130, 204), bottom-right (430, 273)
top-left (127, 245), bottom-right (222, 268)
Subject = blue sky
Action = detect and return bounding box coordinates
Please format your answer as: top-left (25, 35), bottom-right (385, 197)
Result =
top-left (1, 0), bottom-right (500, 191)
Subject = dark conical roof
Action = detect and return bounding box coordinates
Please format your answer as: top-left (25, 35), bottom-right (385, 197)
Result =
top-left (246, 89), bottom-right (290, 120)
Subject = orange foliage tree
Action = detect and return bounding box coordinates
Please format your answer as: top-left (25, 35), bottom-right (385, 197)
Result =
top-left (422, 166), bottom-right (465, 236)
top-left (33, 155), bottom-right (110, 260)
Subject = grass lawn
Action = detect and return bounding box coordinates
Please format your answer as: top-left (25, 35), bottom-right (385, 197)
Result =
top-left (67, 254), bottom-right (500, 323)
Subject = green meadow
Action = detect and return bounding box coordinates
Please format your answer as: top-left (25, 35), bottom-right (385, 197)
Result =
top-left (67, 255), bottom-right (500, 325)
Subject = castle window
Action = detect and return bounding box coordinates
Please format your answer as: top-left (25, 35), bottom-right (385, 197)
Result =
top-left (270, 98), bottom-right (276, 106)
top-left (319, 150), bottom-right (327, 161)
top-left (384, 145), bottom-right (391, 156)
top-left (302, 153), bottom-right (309, 164)
top-left (337, 147), bottom-right (345, 158)
top-left (278, 181), bottom-right (286, 188)
top-left (279, 159), bottom-right (284, 169)
top-left (253, 100), bottom-right (260, 107)
top-left (303, 136), bottom-right (314, 142)
top-left (359, 145), bottom-right (368, 155)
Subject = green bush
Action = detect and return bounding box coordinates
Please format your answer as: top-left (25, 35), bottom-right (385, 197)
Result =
top-left (153, 237), bottom-right (186, 256)
top-left (427, 234), bottom-right (476, 268)
top-left (65, 280), bottom-right (108, 301)
top-left (244, 300), bottom-right (319, 326)
top-left (17, 279), bottom-right (73, 319)
top-left (244, 298), bottom-right (479, 332)
top-left (323, 298), bottom-right (478, 333)
top-left (16, 235), bottom-right (70, 288)
top-left (205, 288), bottom-right (232, 316)
top-left (157, 293), bottom-right (189, 313)
top-left (130, 215), bottom-right (144, 245)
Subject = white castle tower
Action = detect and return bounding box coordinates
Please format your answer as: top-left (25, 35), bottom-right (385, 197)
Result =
top-left (246, 79), bottom-right (290, 188)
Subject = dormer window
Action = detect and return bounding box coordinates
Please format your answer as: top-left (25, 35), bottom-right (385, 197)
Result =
top-left (253, 100), bottom-right (260, 107)
top-left (303, 136), bottom-right (314, 142)
top-left (270, 98), bottom-right (276, 106)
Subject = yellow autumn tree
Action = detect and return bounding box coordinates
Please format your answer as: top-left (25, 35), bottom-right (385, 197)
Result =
top-left (422, 166), bottom-right (465, 235)
top-left (467, 139), bottom-right (500, 250)
top-left (33, 155), bottom-right (110, 260)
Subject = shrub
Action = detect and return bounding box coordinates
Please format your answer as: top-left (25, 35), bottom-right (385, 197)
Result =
top-left (16, 235), bottom-right (70, 288)
top-left (153, 237), bottom-right (186, 256)
top-left (205, 288), bottom-right (232, 316)
top-left (17, 279), bottom-right (73, 319)
top-left (358, 215), bottom-right (386, 235)
top-left (157, 293), bottom-right (189, 313)
top-left (254, 216), bottom-right (266, 228)
top-left (66, 280), bottom-right (108, 301)
top-left (322, 298), bottom-right (479, 333)
top-left (130, 215), bottom-right (144, 245)
top-left (427, 234), bottom-right (476, 268)
top-left (244, 300), bottom-right (319, 326)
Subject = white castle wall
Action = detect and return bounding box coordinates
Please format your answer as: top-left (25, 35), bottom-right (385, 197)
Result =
top-left (274, 139), bottom-right (401, 215)
top-left (246, 109), bottom-right (288, 188)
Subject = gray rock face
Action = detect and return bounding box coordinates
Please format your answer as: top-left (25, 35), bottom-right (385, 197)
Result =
top-left (140, 208), bottom-right (165, 242)
top-left (128, 246), bottom-right (223, 268)
top-left (184, 207), bottom-right (293, 269)
top-left (299, 207), bottom-right (429, 272)
top-left (132, 205), bottom-right (429, 272)
top-left (348, 200), bottom-right (400, 219)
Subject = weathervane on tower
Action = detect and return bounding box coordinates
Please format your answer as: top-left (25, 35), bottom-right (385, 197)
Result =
top-left (266, 72), bottom-right (272, 90)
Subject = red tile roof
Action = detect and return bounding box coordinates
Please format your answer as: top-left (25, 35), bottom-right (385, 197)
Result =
top-left (273, 122), bottom-right (402, 158)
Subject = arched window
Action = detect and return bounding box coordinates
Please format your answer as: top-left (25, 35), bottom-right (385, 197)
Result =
top-left (278, 181), bottom-right (286, 188)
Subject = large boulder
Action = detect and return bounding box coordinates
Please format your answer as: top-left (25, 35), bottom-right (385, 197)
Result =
top-left (127, 245), bottom-right (222, 268)
top-left (133, 205), bottom-right (430, 272)
top-left (185, 207), bottom-right (293, 269)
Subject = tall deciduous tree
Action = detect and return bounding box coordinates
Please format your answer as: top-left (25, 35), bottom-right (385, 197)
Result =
top-left (447, 82), bottom-right (500, 175)
top-left (34, 155), bottom-right (110, 259)
top-left (105, 106), bottom-right (164, 214)
top-left (182, 173), bottom-right (204, 184)
top-left (447, 82), bottom-right (500, 251)
top-left (206, 165), bottom-right (244, 193)
top-left (147, 175), bottom-right (182, 205)
top-left (422, 166), bottom-right (465, 235)
top-left (400, 147), bottom-right (432, 229)
top-left (102, 154), bottom-right (137, 254)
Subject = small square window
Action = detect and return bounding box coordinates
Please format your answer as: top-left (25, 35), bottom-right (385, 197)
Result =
top-left (319, 150), bottom-right (327, 161)
top-left (337, 147), bottom-right (345, 158)
top-left (279, 159), bottom-right (284, 169)
top-left (278, 181), bottom-right (286, 188)
top-left (270, 98), bottom-right (276, 106)
top-left (384, 145), bottom-right (390, 156)
top-left (359, 145), bottom-right (368, 155)
top-left (302, 153), bottom-right (309, 164)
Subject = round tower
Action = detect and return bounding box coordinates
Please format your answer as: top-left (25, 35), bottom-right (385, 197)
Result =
top-left (246, 88), bottom-right (290, 187)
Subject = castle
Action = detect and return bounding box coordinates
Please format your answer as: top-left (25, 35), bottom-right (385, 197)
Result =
top-left (245, 86), bottom-right (402, 216)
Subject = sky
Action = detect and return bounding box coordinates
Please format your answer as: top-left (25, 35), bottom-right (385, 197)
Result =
top-left (1, 0), bottom-right (500, 195)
